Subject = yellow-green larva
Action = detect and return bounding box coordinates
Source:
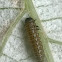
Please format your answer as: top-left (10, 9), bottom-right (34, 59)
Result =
top-left (25, 18), bottom-right (45, 62)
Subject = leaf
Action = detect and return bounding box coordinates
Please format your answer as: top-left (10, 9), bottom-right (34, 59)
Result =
top-left (0, 0), bottom-right (62, 62)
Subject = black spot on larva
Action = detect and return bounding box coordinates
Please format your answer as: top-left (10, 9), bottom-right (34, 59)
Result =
top-left (25, 18), bottom-right (45, 62)
top-left (25, 17), bottom-right (35, 23)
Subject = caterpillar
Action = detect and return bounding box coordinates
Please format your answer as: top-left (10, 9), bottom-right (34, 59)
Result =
top-left (25, 18), bottom-right (45, 62)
